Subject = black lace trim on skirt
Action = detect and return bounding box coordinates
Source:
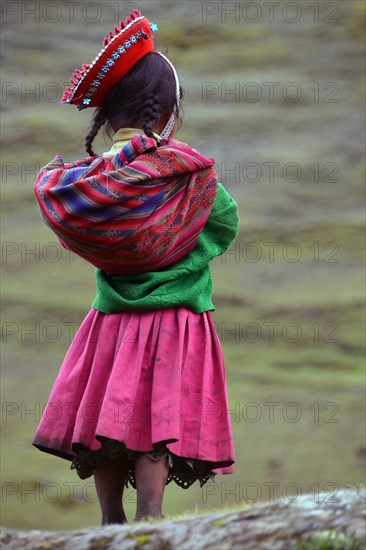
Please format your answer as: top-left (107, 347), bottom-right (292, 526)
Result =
top-left (70, 438), bottom-right (216, 489)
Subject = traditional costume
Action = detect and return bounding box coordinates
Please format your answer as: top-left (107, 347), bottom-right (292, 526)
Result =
top-left (32, 10), bottom-right (239, 489)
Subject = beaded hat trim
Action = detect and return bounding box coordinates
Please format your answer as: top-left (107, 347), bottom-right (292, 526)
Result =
top-left (75, 24), bottom-right (149, 110)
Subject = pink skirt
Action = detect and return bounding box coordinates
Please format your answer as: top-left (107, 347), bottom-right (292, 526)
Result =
top-left (33, 307), bottom-right (235, 489)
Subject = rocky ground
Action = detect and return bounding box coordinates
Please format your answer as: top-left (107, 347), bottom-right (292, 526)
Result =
top-left (1, 487), bottom-right (365, 550)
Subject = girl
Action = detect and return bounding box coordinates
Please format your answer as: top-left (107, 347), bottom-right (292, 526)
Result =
top-left (32, 10), bottom-right (239, 524)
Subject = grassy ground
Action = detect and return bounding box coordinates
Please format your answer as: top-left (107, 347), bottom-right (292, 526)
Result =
top-left (1, 0), bottom-right (365, 529)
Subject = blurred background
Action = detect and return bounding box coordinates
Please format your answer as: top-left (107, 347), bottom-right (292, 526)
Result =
top-left (1, 0), bottom-right (365, 530)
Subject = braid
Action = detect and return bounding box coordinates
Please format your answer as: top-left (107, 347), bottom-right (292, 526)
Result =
top-left (85, 108), bottom-right (108, 156)
top-left (140, 94), bottom-right (160, 139)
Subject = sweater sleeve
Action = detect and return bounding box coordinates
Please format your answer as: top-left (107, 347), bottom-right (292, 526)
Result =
top-left (192, 183), bottom-right (240, 260)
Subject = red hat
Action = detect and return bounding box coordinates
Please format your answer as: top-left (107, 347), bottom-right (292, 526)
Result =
top-left (61, 10), bottom-right (156, 110)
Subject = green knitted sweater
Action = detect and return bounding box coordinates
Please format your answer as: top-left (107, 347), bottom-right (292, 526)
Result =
top-left (92, 183), bottom-right (239, 314)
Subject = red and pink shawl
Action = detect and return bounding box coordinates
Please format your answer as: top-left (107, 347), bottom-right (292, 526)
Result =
top-left (34, 134), bottom-right (218, 274)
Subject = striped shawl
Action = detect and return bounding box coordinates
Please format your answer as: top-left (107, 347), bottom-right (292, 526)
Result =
top-left (34, 134), bottom-right (218, 274)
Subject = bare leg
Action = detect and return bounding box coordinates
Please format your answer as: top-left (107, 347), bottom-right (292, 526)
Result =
top-left (134, 454), bottom-right (169, 521)
top-left (93, 455), bottom-right (129, 525)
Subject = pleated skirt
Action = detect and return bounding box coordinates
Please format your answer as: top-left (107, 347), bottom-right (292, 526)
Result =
top-left (33, 307), bottom-right (235, 488)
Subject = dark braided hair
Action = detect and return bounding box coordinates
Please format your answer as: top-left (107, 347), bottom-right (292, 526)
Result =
top-left (85, 109), bottom-right (108, 157)
top-left (139, 93), bottom-right (161, 139)
top-left (85, 52), bottom-right (184, 156)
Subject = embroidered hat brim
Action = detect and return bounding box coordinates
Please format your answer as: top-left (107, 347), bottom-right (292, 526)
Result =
top-left (61, 11), bottom-right (154, 110)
